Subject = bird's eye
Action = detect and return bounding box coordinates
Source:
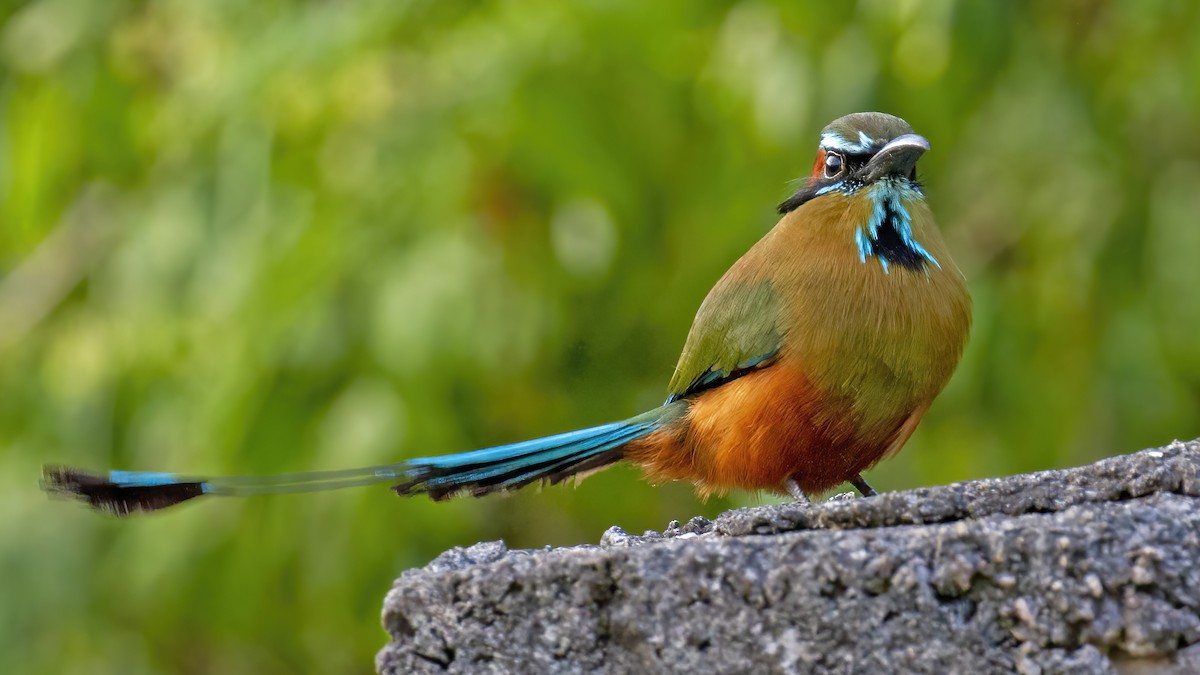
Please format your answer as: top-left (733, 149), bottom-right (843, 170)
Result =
top-left (824, 152), bottom-right (844, 179)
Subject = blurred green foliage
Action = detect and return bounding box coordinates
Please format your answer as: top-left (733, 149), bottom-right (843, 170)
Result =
top-left (3, 0), bottom-right (1199, 672)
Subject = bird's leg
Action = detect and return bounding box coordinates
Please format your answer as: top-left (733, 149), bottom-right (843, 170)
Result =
top-left (850, 475), bottom-right (878, 497)
top-left (784, 478), bottom-right (810, 503)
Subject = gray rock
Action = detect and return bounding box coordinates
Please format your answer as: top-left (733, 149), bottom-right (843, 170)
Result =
top-left (377, 439), bottom-right (1200, 674)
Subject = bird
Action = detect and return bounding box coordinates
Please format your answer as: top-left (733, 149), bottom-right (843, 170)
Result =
top-left (43, 112), bottom-right (971, 515)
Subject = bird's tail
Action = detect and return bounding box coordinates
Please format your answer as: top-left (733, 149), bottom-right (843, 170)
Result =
top-left (42, 405), bottom-right (680, 516)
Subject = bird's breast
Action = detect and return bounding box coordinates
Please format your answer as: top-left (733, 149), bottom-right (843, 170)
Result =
top-left (769, 192), bottom-right (971, 435)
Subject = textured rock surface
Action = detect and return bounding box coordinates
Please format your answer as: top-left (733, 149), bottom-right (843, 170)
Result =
top-left (377, 440), bottom-right (1200, 674)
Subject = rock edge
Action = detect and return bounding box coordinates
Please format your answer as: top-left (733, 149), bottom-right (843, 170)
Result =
top-left (378, 440), bottom-right (1200, 674)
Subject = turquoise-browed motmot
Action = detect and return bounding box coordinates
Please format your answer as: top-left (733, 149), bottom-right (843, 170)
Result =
top-left (44, 112), bottom-right (971, 514)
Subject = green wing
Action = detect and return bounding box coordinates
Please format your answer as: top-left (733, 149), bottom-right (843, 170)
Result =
top-left (666, 278), bottom-right (783, 402)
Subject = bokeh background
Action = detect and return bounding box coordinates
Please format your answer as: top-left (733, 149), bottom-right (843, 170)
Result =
top-left (3, 1), bottom-right (1199, 672)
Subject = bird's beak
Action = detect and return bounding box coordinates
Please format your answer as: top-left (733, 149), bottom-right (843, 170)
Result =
top-left (865, 133), bottom-right (930, 182)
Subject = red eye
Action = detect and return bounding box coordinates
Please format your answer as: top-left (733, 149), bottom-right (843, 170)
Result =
top-left (823, 151), bottom-right (844, 179)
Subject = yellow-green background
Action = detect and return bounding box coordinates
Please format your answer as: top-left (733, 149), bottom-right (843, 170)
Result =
top-left (4, 1), bottom-right (1199, 672)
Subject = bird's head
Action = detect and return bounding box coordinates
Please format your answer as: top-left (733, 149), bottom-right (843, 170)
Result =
top-left (778, 112), bottom-right (929, 215)
top-left (778, 112), bottom-right (940, 272)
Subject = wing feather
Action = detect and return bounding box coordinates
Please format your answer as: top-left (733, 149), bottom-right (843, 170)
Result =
top-left (666, 278), bottom-right (783, 402)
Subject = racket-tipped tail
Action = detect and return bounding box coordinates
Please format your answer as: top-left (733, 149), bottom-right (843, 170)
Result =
top-left (42, 404), bottom-right (685, 516)
top-left (42, 466), bottom-right (207, 516)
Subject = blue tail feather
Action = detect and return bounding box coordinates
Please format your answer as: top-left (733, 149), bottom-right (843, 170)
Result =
top-left (492, 424), bottom-right (655, 490)
top-left (413, 421), bottom-right (657, 492)
top-left (404, 421), bottom-right (631, 471)
top-left (43, 405), bottom-right (679, 514)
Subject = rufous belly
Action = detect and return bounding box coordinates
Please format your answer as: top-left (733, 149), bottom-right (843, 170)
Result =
top-left (626, 363), bottom-right (918, 496)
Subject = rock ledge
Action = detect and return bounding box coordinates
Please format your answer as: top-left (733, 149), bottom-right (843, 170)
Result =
top-left (378, 440), bottom-right (1200, 674)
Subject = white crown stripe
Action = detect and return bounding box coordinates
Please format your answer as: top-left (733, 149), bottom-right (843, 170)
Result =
top-left (819, 130), bottom-right (876, 154)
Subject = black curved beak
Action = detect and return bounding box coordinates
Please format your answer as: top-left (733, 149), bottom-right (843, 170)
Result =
top-left (865, 133), bottom-right (930, 182)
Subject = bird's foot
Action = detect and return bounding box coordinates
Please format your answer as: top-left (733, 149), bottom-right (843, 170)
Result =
top-left (850, 475), bottom-right (878, 497)
top-left (784, 478), bottom-right (810, 504)
top-left (828, 491), bottom-right (856, 502)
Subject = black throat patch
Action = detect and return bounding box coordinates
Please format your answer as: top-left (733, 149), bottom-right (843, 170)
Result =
top-left (870, 204), bottom-right (928, 271)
